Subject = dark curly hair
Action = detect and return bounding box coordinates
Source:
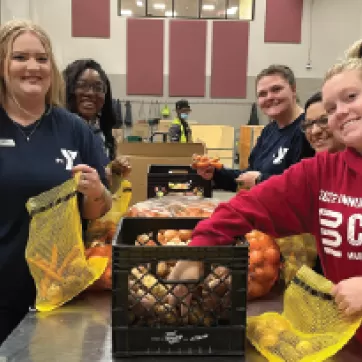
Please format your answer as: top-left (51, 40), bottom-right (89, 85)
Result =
top-left (63, 59), bottom-right (116, 160)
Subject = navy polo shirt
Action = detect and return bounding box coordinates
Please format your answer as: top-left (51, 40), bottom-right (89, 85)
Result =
top-left (0, 106), bottom-right (108, 307)
top-left (214, 114), bottom-right (315, 192)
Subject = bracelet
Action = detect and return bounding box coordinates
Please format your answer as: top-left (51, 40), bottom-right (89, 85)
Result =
top-left (93, 185), bottom-right (106, 202)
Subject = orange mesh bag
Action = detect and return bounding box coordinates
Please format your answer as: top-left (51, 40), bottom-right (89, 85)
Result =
top-left (245, 230), bottom-right (281, 301)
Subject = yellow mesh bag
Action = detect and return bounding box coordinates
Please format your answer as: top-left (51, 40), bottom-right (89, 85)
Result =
top-left (247, 265), bottom-right (362, 362)
top-left (276, 234), bottom-right (318, 285)
top-left (25, 174), bottom-right (108, 312)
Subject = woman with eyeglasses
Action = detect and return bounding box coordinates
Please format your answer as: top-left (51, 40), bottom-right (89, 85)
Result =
top-left (302, 92), bottom-right (345, 153)
top-left (63, 59), bottom-right (116, 161)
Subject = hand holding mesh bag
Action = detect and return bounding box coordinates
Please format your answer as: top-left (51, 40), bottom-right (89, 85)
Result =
top-left (25, 173), bottom-right (108, 312)
top-left (247, 265), bottom-right (362, 362)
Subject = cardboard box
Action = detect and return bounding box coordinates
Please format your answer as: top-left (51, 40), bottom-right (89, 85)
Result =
top-left (132, 123), bottom-right (150, 139)
top-left (117, 143), bottom-right (205, 205)
top-left (191, 125), bottom-right (235, 168)
top-left (239, 125), bottom-right (264, 169)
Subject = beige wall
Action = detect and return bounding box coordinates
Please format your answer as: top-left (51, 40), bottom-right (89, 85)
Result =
top-left (2, 0), bottom-right (362, 127)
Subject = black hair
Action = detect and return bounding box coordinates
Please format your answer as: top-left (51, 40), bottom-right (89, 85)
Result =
top-left (176, 99), bottom-right (190, 111)
top-left (305, 91), bottom-right (322, 112)
top-left (63, 59), bottom-right (116, 160)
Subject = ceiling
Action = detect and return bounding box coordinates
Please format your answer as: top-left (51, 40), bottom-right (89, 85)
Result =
top-left (118, 0), bottom-right (254, 20)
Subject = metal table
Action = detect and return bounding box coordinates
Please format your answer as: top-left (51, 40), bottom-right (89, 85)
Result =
top-left (0, 288), bottom-right (361, 362)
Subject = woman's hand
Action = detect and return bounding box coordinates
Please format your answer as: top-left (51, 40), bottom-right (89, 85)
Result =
top-left (196, 165), bottom-right (215, 180)
top-left (110, 156), bottom-right (132, 178)
top-left (331, 277), bottom-right (362, 316)
top-left (72, 164), bottom-right (105, 199)
top-left (235, 171), bottom-right (261, 189)
top-left (167, 261), bottom-right (203, 319)
top-left (72, 164), bottom-right (112, 219)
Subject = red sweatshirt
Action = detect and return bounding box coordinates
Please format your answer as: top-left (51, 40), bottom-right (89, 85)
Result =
top-left (190, 148), bottom-right (362, 341)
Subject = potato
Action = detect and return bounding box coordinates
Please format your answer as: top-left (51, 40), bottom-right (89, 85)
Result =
top-left (163, 230), bottom-right (179, 242)
top-left (154, 304), bottom-right (178, 325)
top-left (188, 305), bottom-right (205, 325)
top-left (212, 266), bottom-right (229, 279)
top-left (179, 230), bottom-right (192, 241)
top-left (156, 262), bottom-right (169, 278)
top-left (166, 237), bottom-right (183, 245)
top-left (207, 278), bottom-right (229, 297)
top-left (136, 234), bottom-right (149, 246)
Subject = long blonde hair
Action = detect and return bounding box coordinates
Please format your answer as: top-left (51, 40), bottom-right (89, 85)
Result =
top-left (0, 19), bottom-right (64, 107)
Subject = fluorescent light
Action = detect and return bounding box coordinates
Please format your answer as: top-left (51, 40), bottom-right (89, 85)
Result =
top-left (202, 4), bottom-right (215, 11)
top-left (165, 10), bottom-right (177, 17)
top-left (136, 1), bottom-right (143, 6)
top-left (153, 3), bottom-right (166, 10)
top-left (121, 9), bottom-right (133, 15)
top-left (226, 6), bottom-right (238, 15)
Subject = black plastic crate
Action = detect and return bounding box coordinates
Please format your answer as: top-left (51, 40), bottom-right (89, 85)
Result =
top-left (147, 165), bottom-right (212, 198)
top-left (112, 217), bottom-right (248, 357)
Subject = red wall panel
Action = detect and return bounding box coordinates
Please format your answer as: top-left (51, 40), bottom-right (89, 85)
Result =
top-left (211, 21), bottom-right (249, 99)
top-left (72, 0), bottom-right (110, 38)
top-left (127, 19), bottom-right (164, 96)
top-left (169, 20), bottom-right (207, 97)
top-left (264, 0), bottom-right (303, 43)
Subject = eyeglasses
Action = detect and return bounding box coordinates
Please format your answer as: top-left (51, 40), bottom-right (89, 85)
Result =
top-left (75, 81), bottom-right (106, 94)
top-left (301, 116), bottom-right (328, 133)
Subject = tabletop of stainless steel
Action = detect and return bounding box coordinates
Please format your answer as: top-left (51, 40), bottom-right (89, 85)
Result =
top-left (0, 287), bottom-right (361, 362)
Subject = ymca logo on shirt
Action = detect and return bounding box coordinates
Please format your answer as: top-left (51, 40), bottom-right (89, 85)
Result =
top-left (55, 149), bottom-right (78, 170)
top-left (273, 147), bottom-right (289, 164)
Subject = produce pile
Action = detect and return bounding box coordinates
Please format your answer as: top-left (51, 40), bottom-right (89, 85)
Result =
top-left (191, 154), bottom-right (223, 169)
top-left (126, 196), bottom-right (219, 218)
top-left (128, 263), bottom-right (231, 327)
top-left (124, 196), bottom-right (281, 325)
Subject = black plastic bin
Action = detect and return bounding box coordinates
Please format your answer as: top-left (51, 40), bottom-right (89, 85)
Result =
top-left (112, 217), bottom-right (248, 357)
top-left (147, 164), bottom-right (212, 198)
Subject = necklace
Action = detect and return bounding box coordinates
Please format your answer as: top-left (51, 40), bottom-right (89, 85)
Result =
top-left (12, 118), bottom-right (43, 142)
top-left (11, 106), bottom-right (51, 142)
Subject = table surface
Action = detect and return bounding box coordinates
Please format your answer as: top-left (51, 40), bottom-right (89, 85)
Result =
top-left (0, 286), bottom-right (361, 362)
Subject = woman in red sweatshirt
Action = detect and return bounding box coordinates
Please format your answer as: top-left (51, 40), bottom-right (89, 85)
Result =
top-left (169, 57), bottom-right (362, 342)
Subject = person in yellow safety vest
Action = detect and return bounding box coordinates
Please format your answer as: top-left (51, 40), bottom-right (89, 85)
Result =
top-left (168, 99), bottom-right (193, 143)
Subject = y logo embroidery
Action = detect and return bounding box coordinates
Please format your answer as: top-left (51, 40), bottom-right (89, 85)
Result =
top-left (60, 149), bottom-right (78, 170)
top-left (273, 147), bottom-right (289, 165)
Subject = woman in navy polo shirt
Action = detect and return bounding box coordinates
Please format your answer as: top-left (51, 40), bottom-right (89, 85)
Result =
top-left (197, 65), bottom-right (315, 191)
top-left (0, 20), bottom-right (112, 344)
